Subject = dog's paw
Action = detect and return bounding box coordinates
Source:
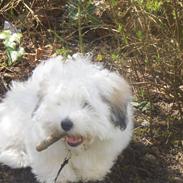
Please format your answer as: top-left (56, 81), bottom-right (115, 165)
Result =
top-left (0, 149), bottom-right (29, 168)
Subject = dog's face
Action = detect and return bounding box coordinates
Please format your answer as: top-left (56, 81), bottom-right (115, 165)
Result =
top-left (32, 60), bottom-right (131, 151)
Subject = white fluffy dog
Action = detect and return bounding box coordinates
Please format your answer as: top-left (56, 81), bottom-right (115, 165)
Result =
top-left (0, 54), bottom-right (133, 183)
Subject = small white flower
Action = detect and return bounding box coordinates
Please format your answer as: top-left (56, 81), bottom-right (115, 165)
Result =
top-left (9, 47), bottom-right (25, 62)
top-left (3, 39), bottom-right (16, 48)
top-left (10, 33), bottom-right (22, 43)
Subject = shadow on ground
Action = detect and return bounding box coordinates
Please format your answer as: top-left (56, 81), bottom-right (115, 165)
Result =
top-left (1, 141), bottom-right (181, 183)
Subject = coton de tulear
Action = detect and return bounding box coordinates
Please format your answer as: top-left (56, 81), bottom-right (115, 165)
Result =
top-left (0, 54), bottom-right (133, 183)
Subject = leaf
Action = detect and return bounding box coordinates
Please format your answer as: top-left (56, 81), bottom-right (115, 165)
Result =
top-left (0, 30), bottom-right (11, 39)
top-left (96, 54), bottom-right (104, 61)
top-left (111, 0), bottom-right (118, 7)
top-left (136, 30), bottom-right (144, 40)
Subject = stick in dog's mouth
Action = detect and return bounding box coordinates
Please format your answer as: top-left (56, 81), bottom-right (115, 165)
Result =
top-left (36, 132), bottom-right (67, 152)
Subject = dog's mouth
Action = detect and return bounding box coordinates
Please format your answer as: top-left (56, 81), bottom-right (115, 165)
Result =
top-left (65, 135), bottom-right (83, 147)
top-left (36, 133), bottom-right (84, 152)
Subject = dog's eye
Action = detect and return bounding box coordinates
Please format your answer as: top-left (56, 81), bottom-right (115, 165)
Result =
top-left (82, 101), bottom-right (91, 108)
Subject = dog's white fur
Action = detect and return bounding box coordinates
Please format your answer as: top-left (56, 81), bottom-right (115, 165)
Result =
top-left (0, 54), bottom-right (133, 183)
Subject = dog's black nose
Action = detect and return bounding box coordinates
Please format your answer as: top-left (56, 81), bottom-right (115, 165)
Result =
top-left (61, 118), bottom-right (73, 131)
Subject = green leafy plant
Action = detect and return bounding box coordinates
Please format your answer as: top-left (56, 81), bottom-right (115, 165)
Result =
top-left (134, 0), bottom-right (162, 12)
top-left (96, 53), bottom-right (104, 62)
top-left (67, 0), bottom-right (96, 23)
top-left (66, 0), bottom-right (98, 52)
top-left (111, 52), bottom-right (119, 61)
top-left (132, 101), bottom-right (151, 112)
top-left (0, 30), bottom-right (24, 66)
top-left (56, 47), bottom-right (71, 58)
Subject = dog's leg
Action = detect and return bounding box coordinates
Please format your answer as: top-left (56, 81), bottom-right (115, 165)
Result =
top-left (0, 105), bottom-right (30, 168)
top-left (0, 124), bottom-right (29, 168)
top-left (0, 125), bottom-right (30, 168)
top-left (0, 149), bottom-right (29, 168)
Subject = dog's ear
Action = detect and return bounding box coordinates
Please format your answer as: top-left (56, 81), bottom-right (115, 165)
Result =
top-left (106, 84), bottom-right (130, 130)
top-left (97, 72), bottom-right (132, 130)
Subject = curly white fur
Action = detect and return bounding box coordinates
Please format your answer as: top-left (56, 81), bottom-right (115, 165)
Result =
top-left (0, 54), bottom-right (133, 183)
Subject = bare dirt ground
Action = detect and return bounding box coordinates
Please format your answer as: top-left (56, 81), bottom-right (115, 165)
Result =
top-left (0, 61), bottom-right (182, 183)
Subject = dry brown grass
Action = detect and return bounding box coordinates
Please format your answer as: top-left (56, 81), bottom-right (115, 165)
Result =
top-left (0, 0), bottom-right (183, 130)
top-left (0, 1), bottom-right (183, 182)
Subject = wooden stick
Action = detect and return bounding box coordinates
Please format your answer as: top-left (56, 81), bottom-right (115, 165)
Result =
top-left (36, 132), bottom-right (67, 152)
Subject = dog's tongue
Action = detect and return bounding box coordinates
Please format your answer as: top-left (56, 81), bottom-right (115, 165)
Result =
top-left (66, 136), bottom-right (83, 147)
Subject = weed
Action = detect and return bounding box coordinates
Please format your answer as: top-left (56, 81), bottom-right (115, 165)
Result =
top-left (0, 28), bottom-right (24, 66)
top-left (55, 47), bottom-right (71, 58)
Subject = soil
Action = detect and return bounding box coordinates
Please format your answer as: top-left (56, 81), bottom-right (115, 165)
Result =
top-left (0, 141), bottom-right (182, 183)
top-left (0, 61), bottom-right (182, 183)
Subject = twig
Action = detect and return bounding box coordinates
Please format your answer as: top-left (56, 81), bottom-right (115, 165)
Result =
top-left (78, 1), bottom-right (84, 53)
top-left (36, 132), bottom-right (67, 152)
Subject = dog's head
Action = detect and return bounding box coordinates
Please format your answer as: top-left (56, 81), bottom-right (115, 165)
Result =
top-left (31, 55), bottom-right (132, 151)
